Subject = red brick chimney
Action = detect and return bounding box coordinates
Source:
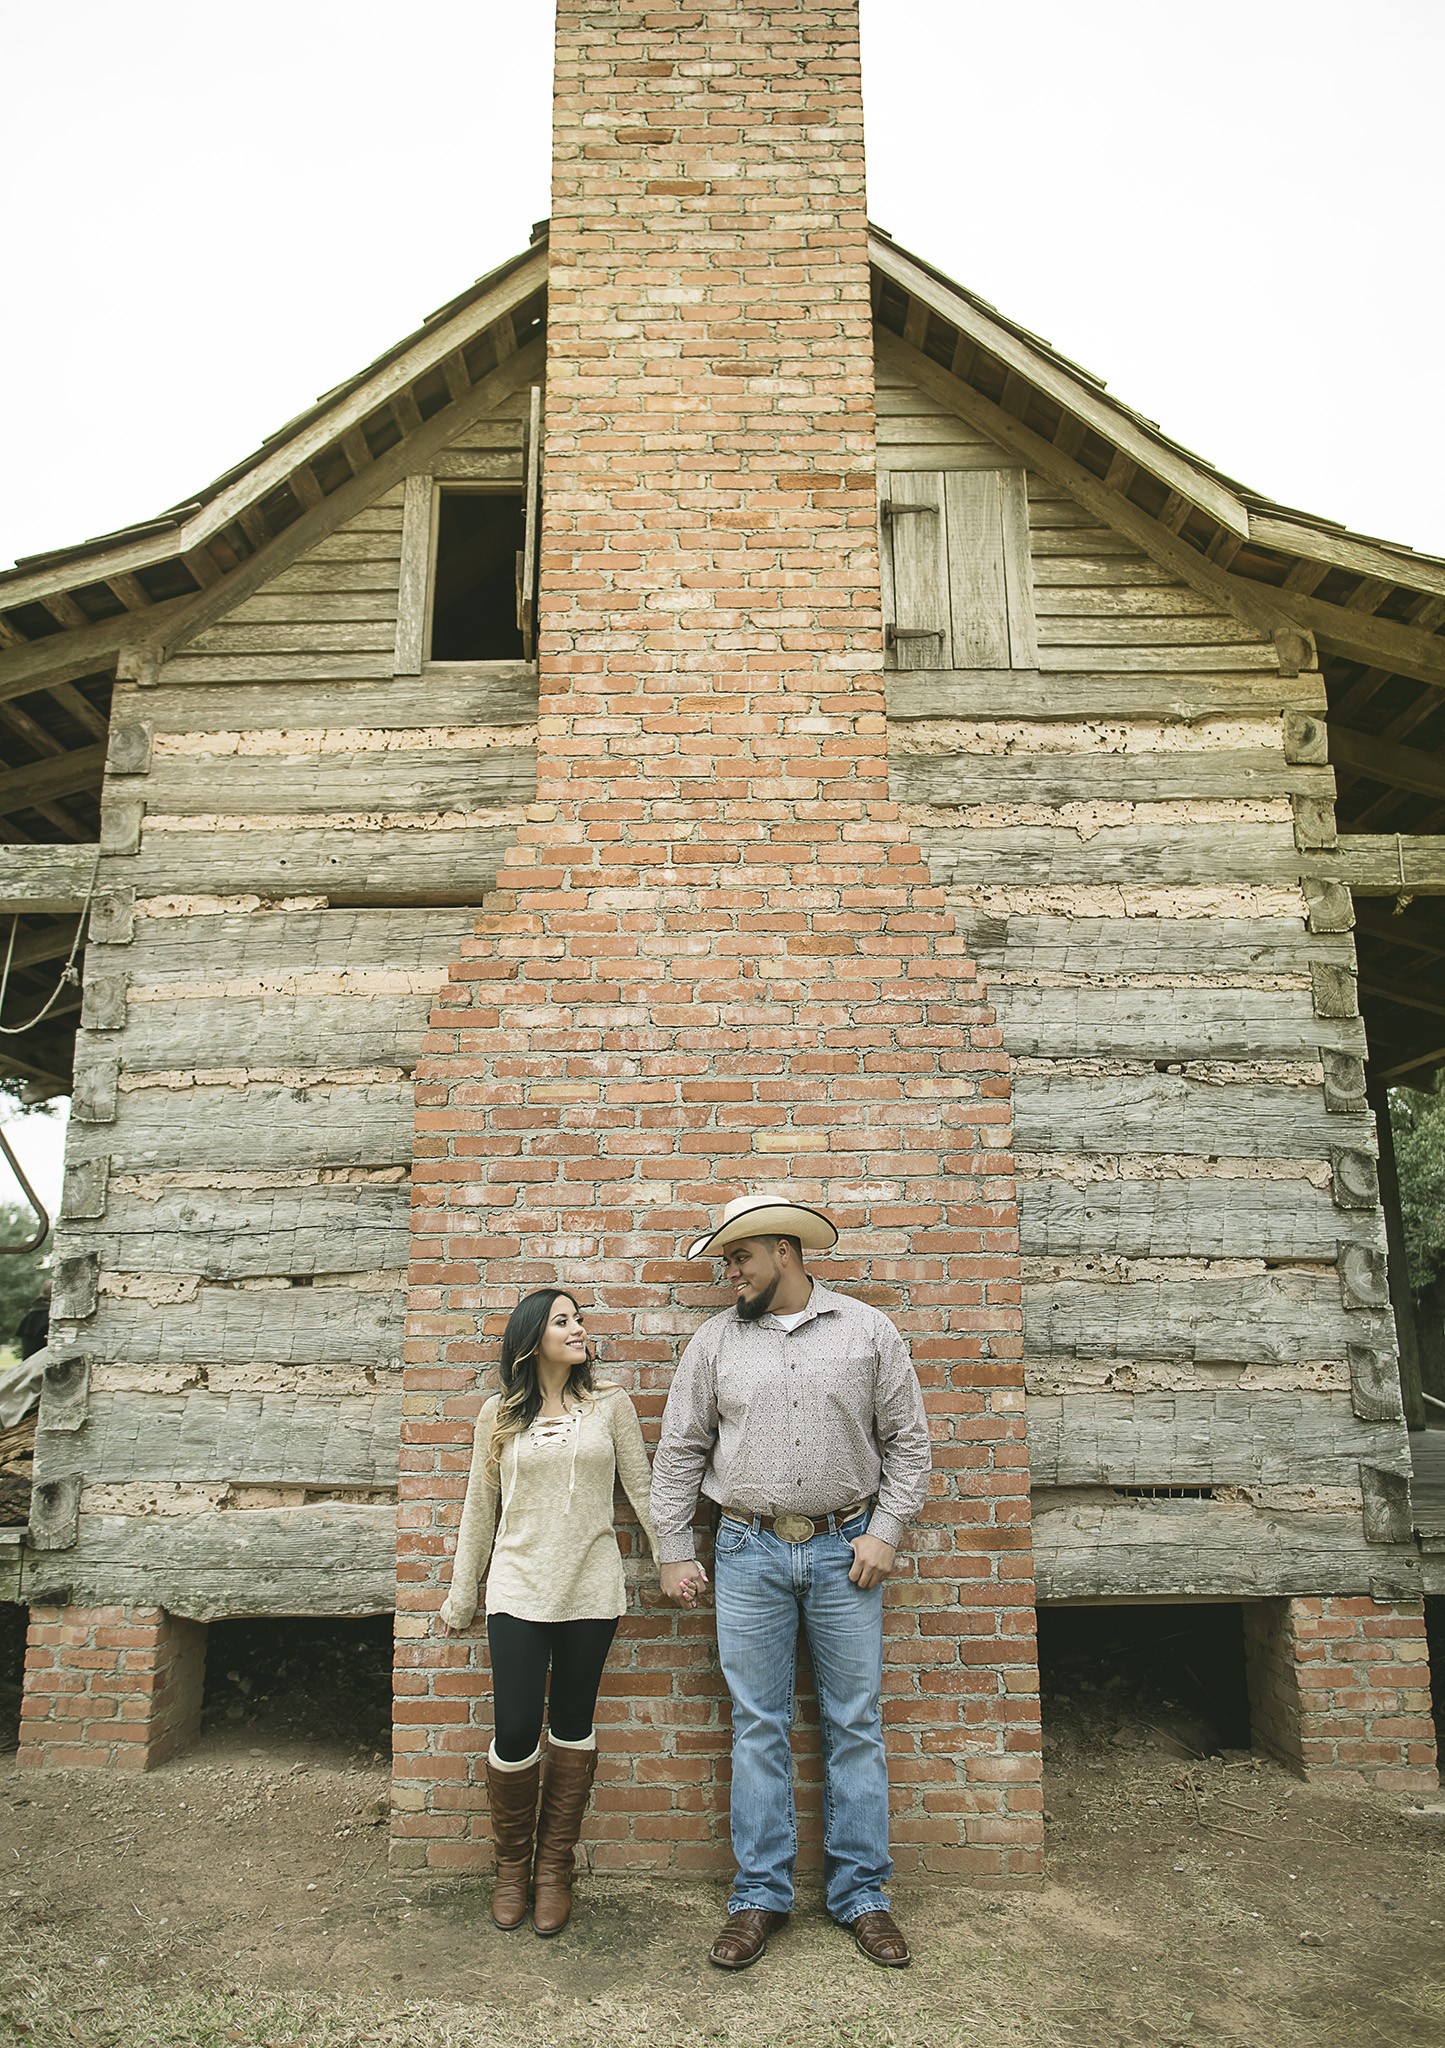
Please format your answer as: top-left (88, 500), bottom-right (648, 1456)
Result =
top-left (395, 0), bottom-right (1041, 1886)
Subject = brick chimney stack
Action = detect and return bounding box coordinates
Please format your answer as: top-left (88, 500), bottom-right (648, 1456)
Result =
top-left (395, 0), bottom-right (1042, 1886)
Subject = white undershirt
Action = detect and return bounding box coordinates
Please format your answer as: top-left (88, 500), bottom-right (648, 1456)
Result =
top-left (773, 1307), bottom-right (811, 1332)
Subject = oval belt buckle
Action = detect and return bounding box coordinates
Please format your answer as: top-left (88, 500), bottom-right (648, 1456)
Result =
top-left (773, 1514), bottom-right (815, 1545)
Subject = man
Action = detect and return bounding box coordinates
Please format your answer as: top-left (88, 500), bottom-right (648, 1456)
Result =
top-left (650, 1191), bottom-right (932, 1972)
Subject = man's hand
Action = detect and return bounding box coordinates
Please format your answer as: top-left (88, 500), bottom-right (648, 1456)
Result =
top-left (661, 1560), bottom-right (710, 1609)
top-left (847, 1534), bottom-right (896, 1590)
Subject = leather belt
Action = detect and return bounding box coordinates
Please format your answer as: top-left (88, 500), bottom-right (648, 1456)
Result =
top-left (720, 1501), bottom-right (870, 1544)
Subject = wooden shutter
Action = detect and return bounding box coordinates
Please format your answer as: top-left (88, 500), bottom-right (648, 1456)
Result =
top-left (880, 467), bottom-right (1036, 670)
top-left (879, 470), bottom-right (950, 669)
top-left (516, 383), bottom-right (542, 661)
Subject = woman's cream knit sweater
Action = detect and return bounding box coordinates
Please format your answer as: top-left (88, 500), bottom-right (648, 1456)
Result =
top-left (438, 1384), bottom-right (658, 1628)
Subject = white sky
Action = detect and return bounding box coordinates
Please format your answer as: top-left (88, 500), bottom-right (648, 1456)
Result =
top-left (1, 1102), bottom-right (68, 1217)
top-left (1, 0), bottom-right (1441, 576)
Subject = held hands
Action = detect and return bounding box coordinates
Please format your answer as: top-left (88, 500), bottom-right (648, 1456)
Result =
top-left (660, 1560), bottom-right (710, 1609)
top-left (847, 1533), bottom-right (896, 1590)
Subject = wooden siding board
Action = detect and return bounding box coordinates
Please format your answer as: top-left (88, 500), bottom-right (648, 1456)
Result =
top-left (886, 673), bottom-right (1324, 721)
top-left (117, 994), bottom-right (447, 1073)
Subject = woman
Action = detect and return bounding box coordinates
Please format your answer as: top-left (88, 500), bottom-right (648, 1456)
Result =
top-left (438, 1287), bottom-right (657, 1935)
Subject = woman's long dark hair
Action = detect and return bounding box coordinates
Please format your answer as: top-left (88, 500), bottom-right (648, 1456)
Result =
top-left (486, 1287), bottom-right (594, 1478)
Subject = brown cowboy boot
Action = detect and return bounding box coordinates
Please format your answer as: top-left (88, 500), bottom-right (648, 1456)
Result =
top-left (531, 1740), bottom-right (598, 1937)
top-left (485, 1747), bottom-right (541, 1929)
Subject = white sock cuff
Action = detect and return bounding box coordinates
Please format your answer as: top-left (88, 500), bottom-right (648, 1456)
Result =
top-left (488, 1741), bottom-right (542, 1772)
top-left (548, 1731), bottom-right (597, 1752)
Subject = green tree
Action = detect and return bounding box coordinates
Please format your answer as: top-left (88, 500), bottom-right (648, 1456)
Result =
top-left (1389, 1086), bottom-right (1445, 1296)
top-left (0, 1202), bottom-right (51, 1353)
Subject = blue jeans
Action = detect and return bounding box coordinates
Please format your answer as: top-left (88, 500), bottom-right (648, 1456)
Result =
top-left (713, 1509), bottom-right (891, 1924)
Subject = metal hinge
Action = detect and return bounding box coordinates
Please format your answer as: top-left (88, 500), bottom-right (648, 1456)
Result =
top-left (880, 499), bottom-right (938, 522)
top-left (886, 625), bottom-right (944, 648)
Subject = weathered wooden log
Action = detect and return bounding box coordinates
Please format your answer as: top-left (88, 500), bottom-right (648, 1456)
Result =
top-left (1032, 1493), bottom-right (1423, 1601)
top-left (85, 1183), bottom-right (411, 1279)
top-left (1013, 1072), bottom-right (1373, 1159)
top-left (34, 1390), bottom-right (402, 1490)
top-left (1025, 1391), bottom-right (1408, 1488)
top-left (1024, 1268), bottom-right (1391, 1368)
top-left (81, 1284), bottom-right (407, 1372)
top-left (122, 827), bottom-right (518, 903)
top-left (894, 752), bottom-right (1329, 809)
top-left (23, 1504), bottom-right (397, 1617)
top-left (992, 986), bottom-right (1365, 1061)
top-left (66, 1081), bottom-right (416, 1173)
top-left (1018, 1174), bottom-right (1350, 1262)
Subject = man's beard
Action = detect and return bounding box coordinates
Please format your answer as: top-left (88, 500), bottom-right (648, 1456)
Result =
top-left (735, 1273), bottom-right (780, 1323)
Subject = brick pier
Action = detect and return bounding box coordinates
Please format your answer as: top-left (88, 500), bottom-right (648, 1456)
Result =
top-left (17, 1604), bottom-right (206, 1773)
top-left (392, 0), bottom-right (1041, 1884)
top-left (1244, 1595), bottom-right (1438, 1791)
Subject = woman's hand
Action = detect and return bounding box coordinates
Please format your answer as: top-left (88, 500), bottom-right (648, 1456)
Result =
top-left (660, 1561), bottom-right (709, 1609)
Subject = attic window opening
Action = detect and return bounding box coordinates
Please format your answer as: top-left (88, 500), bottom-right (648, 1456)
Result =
top-left (429, 489), bottom-right (526, 662)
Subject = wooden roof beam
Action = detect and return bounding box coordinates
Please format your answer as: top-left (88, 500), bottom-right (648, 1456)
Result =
top-left (869, 235), bottom-right (1250, 538)
top-left (390, 388), bottom-right (424, 438)
top-left (0, 743), bottom-right (107, 813)
top-left (1248, 513), bottom-right (1445, 604)
top-left (288, 464), bottom-right (326, 512)
top-left (440, 350), bottom-right (471, 404)
top-left (0, 845), bottom-right (102, 911)
top-left (1328, 725), bottom-right (1445, 805)
top-left (0, 919), bottom-right (82, 973)
top-left (340, 427), bottom-right (373, 478)
top-left (106, 572), bottom-right (153, 612)
top-left (46, 682), bottom-right (108, 741)
top-left (1273, 591), bottom-right (1445, 693)
top-left (42, 593), bottom-right (90, 631)
top-left (26, 802), bottom-right (86, 841)
top-left (1326, 837), bottom-right (1445, 894)
top-left (1358, 972), bottom-right (1445, 1024)
top-left (1354, 907), bottom-right (1445, 960)
top-left (181, 544), bottom-right (224, 591)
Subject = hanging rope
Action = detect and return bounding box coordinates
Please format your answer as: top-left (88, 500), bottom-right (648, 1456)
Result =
top-left (0, 847), bottom-right (102, 1035)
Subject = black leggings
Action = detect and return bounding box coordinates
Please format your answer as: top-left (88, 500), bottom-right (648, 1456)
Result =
top-left (487, 1613), bottom-right (620, 1762)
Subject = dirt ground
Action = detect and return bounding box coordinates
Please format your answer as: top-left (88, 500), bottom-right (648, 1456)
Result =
top-left (0, 1607), bottom-right (1443, 2048)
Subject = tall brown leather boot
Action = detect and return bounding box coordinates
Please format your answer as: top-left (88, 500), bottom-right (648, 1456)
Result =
top-left (531, 1740), bottom-right (598, 1937)
top-left (485, 1746), bottom-right (541, 1930)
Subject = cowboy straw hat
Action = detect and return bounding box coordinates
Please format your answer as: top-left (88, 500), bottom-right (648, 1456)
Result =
top-left (685, 1191), bottom-right (840, 1262)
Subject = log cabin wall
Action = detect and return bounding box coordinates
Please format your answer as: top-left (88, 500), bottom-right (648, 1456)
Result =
top-left (874, 345), bottom-right (1423, 1617)
top-left (20, 385), bottom-right (542, 1663)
